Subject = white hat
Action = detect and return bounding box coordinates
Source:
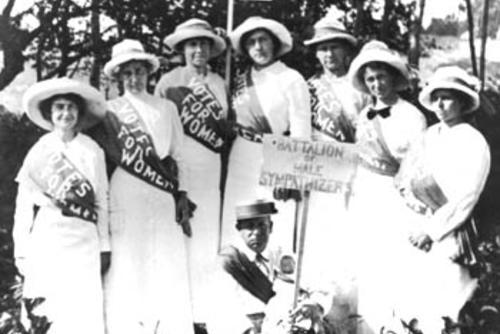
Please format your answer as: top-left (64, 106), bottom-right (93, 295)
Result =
top-left (229, 16), bottom-right (293, 57)
top-left (22, 78), bottom-right (106, 131)
top-left (164, 18), bottom-right (226, 58)
top-left (103, 39), bottom-right (160, 77)
top-left (304, 17), bottom-right (357, 47)
top-left (348, 40), bottom-right (409, 94)
top-left (419, 66), bottom-right (480, 114)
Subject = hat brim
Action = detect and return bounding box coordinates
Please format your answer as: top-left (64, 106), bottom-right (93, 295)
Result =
top-left (304, 33), bottom-right (357, 47)
top-left (23, 78), bottom-right (106, 131)
top-left (229, 18), bottom-right (293, 57)
top-left (349, 49), bottom-right (409, 94)
top-left (164, 29), bottom-right (226, 58)
top-left (103, 52), bottom-right (160, 77)
top-left (419, 81), bottom-right (480, 114)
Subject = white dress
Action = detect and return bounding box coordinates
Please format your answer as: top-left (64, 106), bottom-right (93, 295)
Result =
top-left (13, 132), bottom-right (109, 334)
top-left (155, 66), bottom-right (228, 323)
top-left (394, 122), bottom-right (490, 333)
top-left (303, 73), bottom-right (369, 333)
top-left (104, 91), bottom-right (194, 334)
top-left (221, 61), bottom-right (311, 252)
top-left (350, 98), bottom-right (427, 334)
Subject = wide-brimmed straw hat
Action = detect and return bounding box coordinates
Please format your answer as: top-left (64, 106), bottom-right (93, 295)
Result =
top-left (22, 78), bottom-right (106, 131)
top-left (419, 66), bottom-right (480, 114)
top-left (164, 18), bottom-right (226, 58)
top-left (229, 16), bottom-right (293, 57)
top-left (236, 199), bottom-right (278, 222)
top-left (348, 40), bottom-right (409, 94)
top-left (304, 17), bottom-right (357, 47)
top-left (103, 39), bottom-right (159, 77)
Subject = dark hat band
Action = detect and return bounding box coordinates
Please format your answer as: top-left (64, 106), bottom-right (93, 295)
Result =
top-left (236, 200), bottom-right (278, 221)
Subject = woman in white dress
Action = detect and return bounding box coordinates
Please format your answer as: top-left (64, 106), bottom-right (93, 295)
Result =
top-left (221, 16), bottom-right (311, 252)
top-left (346, 40), bottom-right (427, 334)
top-left (102, 39), bottom-right (194, 334)
top-left (301, 18), bottom-right (368, 332)
top-left (394, 66), bottom-right (490, 333)
top-left (155, 18), bottom-right (229, 325)
top-left (13, 78), bottom-right (109, 334)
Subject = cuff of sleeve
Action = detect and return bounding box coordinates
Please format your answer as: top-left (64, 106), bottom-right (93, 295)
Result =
top-left (426, 219), bottom-right (447, 242)
top-left (100, 239), bottom-right (111, 252)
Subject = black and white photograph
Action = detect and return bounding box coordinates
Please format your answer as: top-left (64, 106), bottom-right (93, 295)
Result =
top-left (1, 0), bottom-right (500, 333)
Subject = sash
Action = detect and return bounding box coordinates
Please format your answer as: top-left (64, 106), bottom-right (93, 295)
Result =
top-left (308, 75), bottom-right (356, 143)
top-left (232, 68), bottom-right (273, 143)
top-left (395, 136), bottom-right (448, 215)
top-left (165, 77), bottom-right (226, 153)
top-left (219, 245), bottom-right (276, 304)
top-left (357, 111), bottom-right (400, 176)
top-left (101, 97), bottom-right (178, 194)
top-left (29, 151), bottom-right (98, 223)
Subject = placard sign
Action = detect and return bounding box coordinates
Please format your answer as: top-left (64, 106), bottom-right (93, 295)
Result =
top-left (259, 135), bottom-right (359, 194)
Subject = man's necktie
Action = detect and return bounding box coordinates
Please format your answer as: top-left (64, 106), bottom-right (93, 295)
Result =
top-left (255, 253), bottom-right (270, 276)
top-left (367, 106), bottom-right (391, 120)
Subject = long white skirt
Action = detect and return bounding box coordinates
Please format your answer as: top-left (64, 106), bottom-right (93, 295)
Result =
top-left (348, 167), bottom-right (410, 334)
top-left (104, 168), bottom-right (194, 334)
top-left (394, 205), bottom-right (478, 334)
top-left (23, 207), bottom-right (104, 334)
top-left (183, 137), bottom-right (221, 323)
top-left (302, 190), bottom-right (358, 333)
top-left (221, 137), bottom-right (297, 252)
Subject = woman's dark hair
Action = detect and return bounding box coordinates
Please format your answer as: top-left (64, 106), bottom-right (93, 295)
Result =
top-left (178, 37), bottom-right (214, 53)
top-left (115, 59), bottom-right (153, 79)
top-left (358, 61), bottom-right (401, 85)
top-left (431, 88), bottom-right (476, 116)
top-left (39, 93), bottom-right (86, 123)
top-left (241, 28), bottom-right (282, 58)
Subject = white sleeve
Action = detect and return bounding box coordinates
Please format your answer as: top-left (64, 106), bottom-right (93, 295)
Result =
top-left (154, 74), bottom-right (172, 99)
top-left (426, 129), bottom-right (491, 241)
top-left (94, 147), bottom-right (111, 252)
top-left (167, 101), bottom-right (190, 191)
top-left (286, 74), bottom-right (312, 139)
top-left (13, 184), bottom-right (35, 260)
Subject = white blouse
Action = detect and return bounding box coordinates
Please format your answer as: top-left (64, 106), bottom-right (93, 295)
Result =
top-left (245, 61), bottom-right (311, 138)
top-left (357, 97), bottom-right (427, 161)
top-left (155, 65), bottom-right (229, 117)
top-left (13, 132), bottom-right (110, 258)
top-left (122, 91), bottom-right (189, 191)
top-left (420, 123), bottom-right (491, 241)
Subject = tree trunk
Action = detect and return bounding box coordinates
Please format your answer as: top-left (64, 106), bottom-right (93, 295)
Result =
top-left (0, 19), bottom-right (30, 90)
top-left (479, 0), bottom-right (490, 90)
top-left (465, 0), bottom-right (478, 76)
top-left (408, 0), bottom-right (426, 68)
top-left (380, 0), bottom-right (395, 42)
top-left (89, 0), bottom-right (101, 88)
top-left (353, 0), bottom-right (365, 37)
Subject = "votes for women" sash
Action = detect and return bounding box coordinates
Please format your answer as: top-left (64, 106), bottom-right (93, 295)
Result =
top-left (165, 77), bottom-right (226, 153)
top-left (232, 69), bottom-right (273, 143)
top-left (102, 97), bottom-right (179, 194)
top-left (308, 75), bottom-right (356, 143)
top-left (29, 151), bottom-right (98, 223)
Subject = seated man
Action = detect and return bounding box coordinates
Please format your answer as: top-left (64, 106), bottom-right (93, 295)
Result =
top-left (207, 200), bottom-right (332, 334)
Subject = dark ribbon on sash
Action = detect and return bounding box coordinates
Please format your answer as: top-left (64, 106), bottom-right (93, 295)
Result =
top-left (29, 151), bottom-right (98, 223)
top-left (308, 75), bottom-right (356, 143)
top-left (219, 245), bottom-right (276, 304)
top-left (165, 77), bottom-right (227, 153)
top-left (232, 69), bottom-right (273, 143)
top-left (100, 97), bottom-right (179, 195)
top-left (358, 112), bottom-right (400, 176)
